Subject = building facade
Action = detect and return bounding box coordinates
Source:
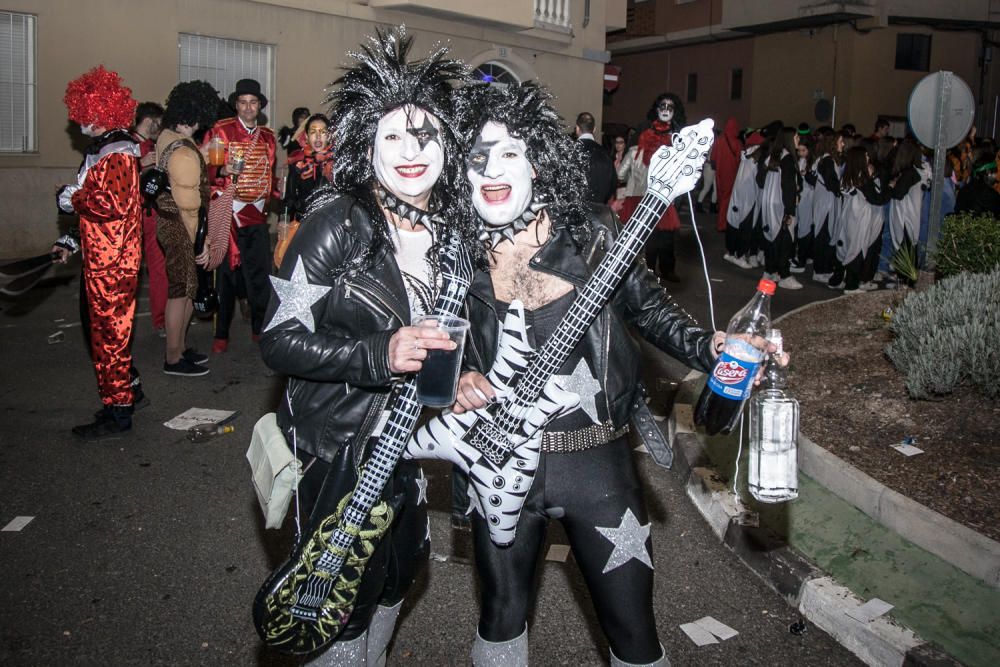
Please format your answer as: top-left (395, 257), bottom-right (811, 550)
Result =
top-left (604, 0), bottom-right (1000, 141)
top-left (0, 0), bottom-right (625, 258)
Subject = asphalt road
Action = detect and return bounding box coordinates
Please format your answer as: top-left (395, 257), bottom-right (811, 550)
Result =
top-left (0, 207), bottom-right (859, 666)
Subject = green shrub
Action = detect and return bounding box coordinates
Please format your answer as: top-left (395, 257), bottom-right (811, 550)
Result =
top-left (890, 242), bottom-right (919, 283)
top-left (933, 212), bottom-right (1000, 278)
top-left (886, 266), bottom-right (1000, 399)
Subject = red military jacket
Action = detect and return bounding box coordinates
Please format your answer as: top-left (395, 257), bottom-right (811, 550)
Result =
top-left (202, 117), bottom-right (279, 227)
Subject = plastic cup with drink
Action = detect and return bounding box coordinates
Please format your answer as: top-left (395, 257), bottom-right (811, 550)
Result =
top-left (207, 137), bottom-right (226, 167)
top-left (413, 314), bottom-right (470, 408)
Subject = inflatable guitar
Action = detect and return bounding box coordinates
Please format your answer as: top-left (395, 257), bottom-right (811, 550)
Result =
top-left (405, 119), bottom-right (714, 546)
top-left (252, 233), bottom-right (473, 655)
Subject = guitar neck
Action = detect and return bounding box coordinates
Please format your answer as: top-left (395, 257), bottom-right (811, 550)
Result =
top-left (334, 265), bottom-right (470, 545)
top-left (496, 193), bottom-right (672, 428)
top-left (340, 384), bottom-right (421, 527)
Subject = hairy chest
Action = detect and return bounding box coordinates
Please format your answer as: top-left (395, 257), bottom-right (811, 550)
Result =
top-left (489, 244), bottom-right (573, 310)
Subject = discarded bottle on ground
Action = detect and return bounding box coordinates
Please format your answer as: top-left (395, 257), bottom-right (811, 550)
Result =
top-left (187, 423), bottom-right (235, 443)
top-left (694, 278), bottom-right (775, 435)
top-left (748, 329), bottom-right (799, 503)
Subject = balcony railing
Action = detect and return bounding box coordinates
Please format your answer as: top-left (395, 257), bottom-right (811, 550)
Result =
top-left (534, 0), bottom-right (572, 33)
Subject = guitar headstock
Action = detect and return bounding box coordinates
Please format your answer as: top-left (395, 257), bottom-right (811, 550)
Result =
top-left (646, 118), bottom-right (715, 205)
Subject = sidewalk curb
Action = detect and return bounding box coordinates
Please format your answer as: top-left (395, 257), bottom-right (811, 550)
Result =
top-left (668, 396), bottom-right (962, 667)
top-left (773, 296), bottom-right (1000, 590)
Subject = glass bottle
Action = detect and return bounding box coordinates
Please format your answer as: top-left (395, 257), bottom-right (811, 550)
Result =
top-left (186, 423), bottom-right (235, 443)
top-left (747, 329), bottom-right (799, 503)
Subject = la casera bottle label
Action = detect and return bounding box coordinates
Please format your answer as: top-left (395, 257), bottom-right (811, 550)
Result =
top-left (707, 349), bottom-right (760, 400)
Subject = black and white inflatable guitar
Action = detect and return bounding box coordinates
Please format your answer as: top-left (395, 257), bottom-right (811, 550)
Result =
top-left (405, 119), bottom-right (714, 546)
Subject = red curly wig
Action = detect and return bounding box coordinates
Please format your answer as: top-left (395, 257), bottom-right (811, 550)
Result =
top-left (64, 66), bottom-right (137, 130)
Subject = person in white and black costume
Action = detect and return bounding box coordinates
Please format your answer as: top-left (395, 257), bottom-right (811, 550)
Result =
top-left (449, 81), bottom-right (732, 667)
top-left (258, 27), bottom-right (484, 665)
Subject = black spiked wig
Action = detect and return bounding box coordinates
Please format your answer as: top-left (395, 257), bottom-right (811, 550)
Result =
top-left (322, 25), bottom-right (484, 268)
top-left (162, 81), bottom-right (221, 131)
top-left (456, 81), bottom-right (590, 248)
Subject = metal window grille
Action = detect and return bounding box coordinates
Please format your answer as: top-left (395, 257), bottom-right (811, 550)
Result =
top-left (178, 33), bottom-right (273, 111)
top-left (0, 12), bottom-right (36, 153)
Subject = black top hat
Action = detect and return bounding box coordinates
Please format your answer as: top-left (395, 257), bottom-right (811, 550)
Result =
top-left (228, 79), bottom-right (267, 109)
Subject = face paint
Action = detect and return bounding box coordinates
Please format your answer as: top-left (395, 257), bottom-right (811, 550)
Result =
top-left (306, 120), bottom-right (330, 153)
top-left (373, 105), bottom-right (445, 209)
top-left (467, 121), bottom-right (534, 232)
top-left (656, 100), bottom-right (674, 124)
top-left (80, 124), bottom-right (99, 137)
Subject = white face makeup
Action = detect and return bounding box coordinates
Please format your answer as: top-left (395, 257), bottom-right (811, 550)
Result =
top-left (467, 121), bottom-right (534, 231)
top-left (80, 124), bottom-right (99, 137)
top-left (656, 99), bottom-right (675, 124)
top-left (373, 105), bottom-right (444, 209)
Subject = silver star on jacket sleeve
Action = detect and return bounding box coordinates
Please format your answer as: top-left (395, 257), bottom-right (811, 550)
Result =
top-left (595, 507), bottom-right (653, 573)
top-left (264, 256), bottom-right (331, 333)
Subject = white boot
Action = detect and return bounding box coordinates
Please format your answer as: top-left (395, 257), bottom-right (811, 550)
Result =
top-left (366, 601), bottom-right (403, 667)
top-left (610, 644), bottom-right (670, 667)
top-left (306, 630), bottom-right (368, 666)
top-left (471, 626), bottom-right (528, 667)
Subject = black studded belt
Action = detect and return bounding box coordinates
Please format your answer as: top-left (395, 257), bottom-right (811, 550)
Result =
top-left (540, 421), bottom-right (629, 453)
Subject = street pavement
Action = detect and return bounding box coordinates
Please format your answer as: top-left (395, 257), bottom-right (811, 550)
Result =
top-left (0, 204), bottom-right (861, 666)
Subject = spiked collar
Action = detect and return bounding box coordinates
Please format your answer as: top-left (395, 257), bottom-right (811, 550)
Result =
top-left (373, 184), bottom-right (446, 235)
top-left (479, 195), bottom-right (547, 248)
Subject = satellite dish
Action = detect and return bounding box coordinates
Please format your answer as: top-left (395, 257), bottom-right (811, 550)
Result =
top-left (814, 99), bottom-right (832, 123)
top-left (908, 71), bottom-right (975, 149)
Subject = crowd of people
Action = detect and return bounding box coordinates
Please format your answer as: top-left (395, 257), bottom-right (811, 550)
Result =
top-left (585, 111), bottom-right (997, 296)
top-left (49, 28), bottom-right (787, 666)
top-left (52, 67), bottom-right (334, 438)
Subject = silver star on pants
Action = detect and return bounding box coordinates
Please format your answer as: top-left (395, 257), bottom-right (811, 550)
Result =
top-left (595, 507), bottom-right (653, 573)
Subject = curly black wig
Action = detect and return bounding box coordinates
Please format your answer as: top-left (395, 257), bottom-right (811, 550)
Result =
top-left (455, 81), bottom-right (591, 249)
top-left (319, 25), bottom-right (484, 271)
top-left (646, 92), bottom-right (687, 128)
top-left (162, 80), bottom-right (221, 131)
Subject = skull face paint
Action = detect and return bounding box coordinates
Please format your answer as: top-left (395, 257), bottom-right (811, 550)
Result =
top-left (656, 99), bottom-right (675, 124)
top-left (373, 105), bottom-right (444, 209)
top-left (467, 121), bottom-right (535, 232)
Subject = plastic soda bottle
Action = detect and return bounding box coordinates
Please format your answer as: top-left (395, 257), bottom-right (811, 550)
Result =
top-left (694, 278), bottom-right (775, 435)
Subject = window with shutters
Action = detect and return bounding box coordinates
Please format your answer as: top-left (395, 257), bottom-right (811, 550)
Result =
top-left (0, 12), bottom-right (36, 153)
top-left (178, 33), bottom-right (273, 112)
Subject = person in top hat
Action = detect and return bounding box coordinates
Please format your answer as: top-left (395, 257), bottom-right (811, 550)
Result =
top-left (201, 78), bottom-right (280, 353)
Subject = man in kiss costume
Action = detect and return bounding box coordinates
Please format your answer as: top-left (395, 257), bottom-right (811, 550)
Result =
top-left (53, 66), bottom-right (143, 439)
top-left (619, 93), bottom-right (686, 282)
top-left (202, 78), bottom-right (280, 353)
top-left (450, 82), bottom-right (723, 667)
top-left (259, 28), bottom-right (483, 665)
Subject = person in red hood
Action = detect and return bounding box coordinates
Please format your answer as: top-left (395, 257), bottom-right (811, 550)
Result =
top-left (712, 117), bottom-right (743, 232)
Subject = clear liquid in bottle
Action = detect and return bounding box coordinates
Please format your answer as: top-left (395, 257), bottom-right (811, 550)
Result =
top-left (748, 329), bottom-right (798, 503)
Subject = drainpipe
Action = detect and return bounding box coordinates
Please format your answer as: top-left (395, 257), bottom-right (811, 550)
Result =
top-left (583, 0), bottom-right (590, 28)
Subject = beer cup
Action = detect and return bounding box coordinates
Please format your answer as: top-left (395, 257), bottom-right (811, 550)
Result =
top-left (207, 137), bottom-right (226, 167)
top-left (413, 314), bottom-right (470, 408)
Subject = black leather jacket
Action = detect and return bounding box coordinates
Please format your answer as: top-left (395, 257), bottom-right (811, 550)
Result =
top-left (464, 204), bottom-right (716, 433)
top-left (260, 194), bottom-right (411, 463)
